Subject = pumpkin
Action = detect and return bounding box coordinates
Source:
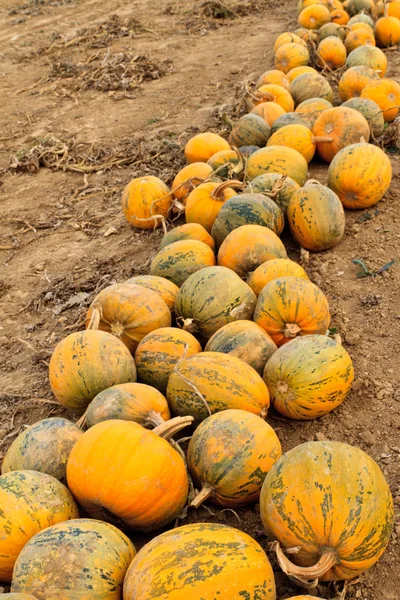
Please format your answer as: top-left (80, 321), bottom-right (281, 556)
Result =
top-left (135, 327), bottom-right (202, 392)
top-left (348, 13), bottom-right (374, 27)
top-left (2, 418), bottom-right (82, 481)
top-left (330, 8), bottom-right (349, 23)
top-left (256, 68), bottom-right (291, 90)
top-left (188, 409), bottom-right (281, 508)
top-left (344, 29), bottom-right (376, 53)
top-left (175, 266), bottom-right (257, 340)
top-left (49, 330), bottom-right (137, 415)
top-left (184, 132), bottom-right (231, 163)
top-left (123, 523), bottom-right (276, 600)
top-left (210, 193), bottom-right (284, 247)
top-left (185, 181), bottom-right (239, 232)
top-left (217, 224), bottom-right (287, 278)
top-left (239, 145), bottom-right (260, 157)
top-left (287, 65), bottom-right (318, 81)
top-left (84, 382), bottom-right (171, 428)
top-left (294, 27), bottom-right (319, 42)
top-left (229, 114), bottom-right (271, 147)
top-left (67, 418), bottom-right (191, 530)
top-left (312, 106), bottom-right (370, 163)
top-left (388, 0), bottom-right (400, 19)
top-left (2, 595), bottom-right (39, 599)
top-left (346, 45), bottom-right (387, 76)
top-left (247, 258), bottom-right (309, 296)
top-left (0, 470), bottom-right (78, 582)
top-left (122, 176), bottom-right (172, 229)
top-left (274, 43), bottom-right (310, 74)
top-left (349, 21), bottom-right (374, 34)
top-left (260, 441), bottom-right (394, 583)
top-left (361, 78), bottom-right (400, 122)
top-left (298, 5), bottom-right (331, 28)
top-left (270, 112), bottom-right (312, 133)
top-left (245, 173), bottom-right (301, 215)
top-left (125, 275), bottom-right (179, 311)
top-left (376, 14), bottom-right (400, 46)
top-left (327, 142), bottom-right (392, 209)
top-left (273, 33), bottom-right (307, 54)
top-left (11, 519), bottom-right (135, 599)
top-left (250, 101), bottom-right (286, 126)
top-left (267, 124), bottom-right (329, 163)
top-left (318, 22), bottom-right (347, 40)
top-left (166, 352), bottom-right (270, 421)
top-left (159, 223), bottom-right (215, 252)
top-left (172, 162), bottom-right (214, 202)
top-left (247, 146), bottom-right (309, 185)
top-left (255, 84), bottom-right (295, 112)
top-left (342, 97), bottom-right (385, 137)
top-left (204, 320), bottom-right (277, 375)
top-left (346, 0), bottom-right (376, 16)
top-left (263, 334), bottom-right (354, 420)
top-left (207, 149), bottom-right (241, 178)
top-left (295, 98), bottom-right (333, 127)
top-left (298, 0), bottom-right (329, 12)
top-left (85, 283), bottom-right (171, 353)
top-left (254, 276), bottom-right (330, 346)
top-left (150, 240), bottom-right (216, 287)
top-left (338, 65), bottom-right (381, 101)
top-left (326, 0), bottom-right (342, 9)
top-left (290, 72), bottom-right (334, 105)
top-left (317, 36), bottom-right (347, 69)
top-left (287, 180), bottom-right (345, 251)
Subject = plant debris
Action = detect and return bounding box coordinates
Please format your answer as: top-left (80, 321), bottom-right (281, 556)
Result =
top-left (185, 0), bottom-right (267, 34)
top-left (9, 0), bottom-right (75, 17)
top-left (380, 117), bottom-right (400, 152)
top-left (352, 258), bottom-right (396, 278)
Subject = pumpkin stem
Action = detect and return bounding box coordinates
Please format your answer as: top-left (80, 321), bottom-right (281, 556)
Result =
top-left (130, 213), bottom-right (168, 234)
top-left (273, 541), bottom-right (338, 589)
top-left (211, 180), bottom-right (245, 200)
top-left (190, 483), bottom-right (214, 508)
top-left (177, 316), bottom-right (199, 334)
top-left (305, 179), bottom-right (322, 186)
top-left (221, 112), bottom-right (235, 131)
top-left (259, 405), bottom-right (269, 419)
top-left (153, 415), bottom-right (194, 440)
top-left (312, 136), bottom-right (334, 143)
top-left (87, 307), bottom-right (101, 330)
top-left (173, 364), bottom-right (212, 417)
top-left (76, 409), bottom-right (88, 429)
top-left (144, 410), bottom-right (166, 428)
top-left (284, 323), bottom-right (302, 338)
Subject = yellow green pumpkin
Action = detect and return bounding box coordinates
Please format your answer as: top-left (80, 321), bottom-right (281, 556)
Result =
top-left (247, 258), bottom-right (309, 296)
top-left (247, 146), bottom-right (308, 185)
top-left (245, 173), bottom-right (301, 215)
top-left (150, 240), bottom-right (216, 287)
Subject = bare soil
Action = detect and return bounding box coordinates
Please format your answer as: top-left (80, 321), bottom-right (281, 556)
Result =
top-left (0, 0), bottom-right (399, 598)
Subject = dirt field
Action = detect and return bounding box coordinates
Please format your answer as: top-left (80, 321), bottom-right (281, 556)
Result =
top-left (0, 0), bottom-right (399, 597)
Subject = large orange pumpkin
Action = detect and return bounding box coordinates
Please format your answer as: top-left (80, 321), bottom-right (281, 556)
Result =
top-left (267, 124), bottom-right (327, 163)
top-left (0, 470), bottom-right (78, 582)
top-left (255, 84), bottom-right (295, 112)
top-left (135, 327), bottom-right (202, 392)
top-left (172, 162), bottom-right (214, 202)
top-left (289, 72), bottom-right (334, 106)
top-left (312, 106), bottom-right (370, 163)
top-left (188, 409), bottom-right (281, 508)
top-left (274, 43), bottom-right (310, 74)
top-left (295, 97), bottom-right (333, 127)
top-left (260, 441), bottom-right (393, 583)
top-left (185, 180), bottom-right (238, 232)
top-left (122, 176), bottom-right (172, 230)
top-left (250, 101), bottom-right (286, 126)
top-left (184, 132), bottom-right (231, 163)
top-left (159, 223), bottom-right (215, 252)
top-left (327, 142), bottom-right (392, 209)
top-left (254, 276), bottom-right (330, 346)
top-left (49, 330), bottom-right (137, 415)
top-left (263, 334), bottom-right (354, 419)
top-left (344, 29), bottom-right (376, 53)
top-left (274, 33), bottom-right (307, 54)
top-left (245, 173), bottom-right (301, 215)
top-left (330, 8), bottom-right (349, 23)
top-left (125, 275), bottom-right (179, 312)
top-left (246, 146), bottom-right (308, 185)
top-left (256, 68), bottom-right (291, 90)
top-left (338, 65), bottom-right (380, 101)
top-left (150, 239), bottom-right (216, 287)
top-left (346, 45), bottom-right (387, 75)
top-left (85, 283), bottom-right (171, 353)
top-left (247, 258), bottom-right (309, 296)
top-left (388, 0), bottom-right (400, 18)
top-left (298, 4), bottom-right (331, 28)
top-left (361, 78), bottom-right (400, 121)
top-left (11, 519), bottom-right (135, 600)
top-left (217, 224), bottom-right (287, 278)
top-left (317, 36), bottom-right (347, 69)
top-left (123, 523), bottom-right (276, 600)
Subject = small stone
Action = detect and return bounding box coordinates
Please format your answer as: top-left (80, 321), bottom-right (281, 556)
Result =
top-left (360, 431), bottom-right (374, 446)
top-left (315, 432), bottom-right (327, 441)
top-left (345, 332), bottom-right (360, 346)
top-left (352, 380), bottom-right (364, 392)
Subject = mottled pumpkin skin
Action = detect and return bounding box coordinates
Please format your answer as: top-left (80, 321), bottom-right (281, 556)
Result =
top-left (172, 162), bottom-right (214, 202)
top-left (330, 8), bottom-right (349, 24)
top-left (49, 330), bottom-right (137, 415)
top-left (85, 382), bottom-right (171, 428)
top-left (135, 327), bottom-right (202, 392)
top-left (167, 352), bottom-right (270, 422)
top-left (263, 334), bottom-right (354, 419)
top-left (318, 22), bottom-right (347, 41)
top-left (217, 224), bottom-right (287, 278)
top-left (287, 65), bottom-right (318, 81)
top-left (271, 112), bottom-right (312, 134)
top-left (295, 98), bottom-right (333, 127)
top-left (317, 36), bottom-right (346, 69)
top-left (0, 470), bottom-right (78, 582)
top-left (175, 266), bottom-right (257, 340)
top-left (346, 45), bottom-right (387, 76)
top-left (159, 223), bottom-right (215, 252)
top-left (246, 173), bottom-right (300, 215)
top-left (246, 146), bottom-right (308, 186)
top-left (338, 65), bottom-right (380, 102)
top-left (185, 181), bottom-right (237, 233)
top-left (207, 149), bottom-right (240, 178)
top-left (184, 132), bottom-right (231, 163)
top-left (11, 519), bottom-right (135, 600)
top-left (247, 258), bottom-right (309, 296)
top-left (123, 523), bottom-right (276, 600)
top-left (86, 283), bottom-right (171, 353)
top-left (125, 274), bottom-right (179, 311)
top-left (256, 69), bottom-right (290, 91)
top-left (67, 420), bottom-right (188, 530)
top-left (122, 176), bottom-right (172, 229)
top-left (342, 97), bottom-right (385, 137)
top-left (290, 73), bottom-right (334, 106)
top-left (274, 42), bottom-right (310, 74)
top-left (2, 417), bottom-right (82, 481)
top-left (273, 33), bottom-right (307, 54)
top-left (250, 102), bottom-right (286, 127)
top-left (327, 142), bottom-right (392, 209)
top-left (188, 410), bottom-right (281, 507)
top-left (256, 84), bottom-right (295, 113)
top-left (287, 182), bottom-right (345, 251)
top-left (204, 320), bottom-right (277, 375)
top-left (229, 114), bottom-right (271, 148)
top-left (211, 193), bottom-right (284, 247)
top-left (260, 441), bottom-right (394, 581)
top-left (267, 124), bottom-right (317, 163)
top-left (361, 78), bottom-right (400, 122)
top-left (344, 29), bottom-right (375, 54)
top-left (313, 106), bottom-right (370, 163)
top-left (150, 240), bottom-right (216, 287)
top-left (348, 13), bottom-right (374, 27)
top-left (254, 276), bottom-right (330, 346)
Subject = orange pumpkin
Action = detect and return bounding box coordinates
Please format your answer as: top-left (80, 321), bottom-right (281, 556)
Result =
top-left (326, 0), bottom-right (342, 10)
top-left (188, 409), bottom-right (281, 508)
top-left (388, 0), bottom-right (400, 19)
top-left (247, 259), bottom-right (309, 296)
top-left (256, 68), bottom-right (291, 90)
top-left (172, 162), bottom-right (214, 202)
top-left (274, 43), bottom-right (310, 74)
top-left (330, 8), bottom-right (349, 23)
top-left (298, 4), bottom-right (331, 28)
top-left (327, 142), bottom-right (392, 209)
top-left (349, 21), bottom-right (374, 34)
top-left (287, 65), bottom-right (318, 82)
top-left (217, 224), bottom-right (287, 278)
top-left (250, 101), bottom-right (286, 126)
top-left (344, 29), bottom-right (376, 53)
top-left (260, 441), bottom-right (394, 583)
top-left (254, 276), bottom-right (330, 346)
top-left (122, 176), bottom-right (172, 229)
top-left (256, 83), bottom-right (295, 112)
top-left (312, 106), bottom-right (370, 163)
top-left (267, 124), bottom-right (328, 163)
top-left (185, 180), bottom-right (238, 232)
top-left (245, 173), bottom-right (301, 215)
top-left (290, 72), bottom-right (334, 106)
top-left (125, 275), bottom-right (179, 312)
top-left (295, 97), bottom-right (333, 126)
top-left (135, 327), bottom-right (202, 392)
top-left (338, 65), bottom-right (381, 101)
top-left (159, 223), bottom-right (215, 252)
top-left (184, 132), bottom-right (231, 163)
top-left (150, 239), bottom-right (216, 287)
top-left (49, 330), bottom-right (137, 415)
top-left (346, 45), bottom-right (387, 75)
top-left (274, 32), bottom-right (307, 53)
top-left (298, 0), bottom-right (329, 11)
top-left (317, 36), bottom-right (347, 69)
top-left (67, 418), bottom-right (191, 530)
top-left (246, 146), bottom-right (309, 185)
top-left (85, 283), bottom-right (171, 353)
top-left (361, 78), bottom-right (400, 121)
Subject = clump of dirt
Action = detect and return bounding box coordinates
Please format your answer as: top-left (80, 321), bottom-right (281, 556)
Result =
top-left (8, 0), bottom-right (75, 17)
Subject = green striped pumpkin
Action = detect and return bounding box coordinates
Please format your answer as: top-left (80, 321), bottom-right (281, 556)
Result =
top-left (245, 173), bottom-right (300, 214)
top-left (229, 114), bottom-right (271, 148)
top-left (342, 98), bottom-right (385, 138)
top-left (150, 240), bottom-right (216, 287)
top-left (246, 146), bottom-right (308, 185)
